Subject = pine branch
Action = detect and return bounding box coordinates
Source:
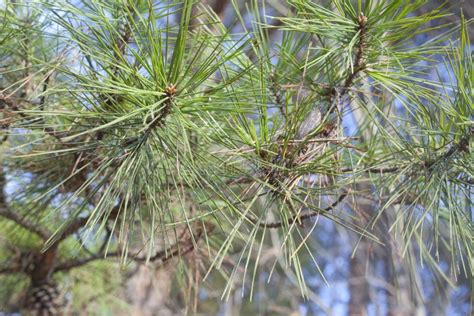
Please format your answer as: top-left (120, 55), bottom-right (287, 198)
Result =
top-left (270, 72), bottom-right (286, 118)
top-left (143, 84), bottom-right (177, 133)
top-left (0, 89), bottom-right (64, 141)
top-left (139, 221), bottom-right (212, 263)
top-left (342, 132), bottom-right (471, 175)
top-left (326, 13), bottom-right (369, 114)
top-left (0, 264), bottom-right (22, 274)
top-left (340, 166), bottom-right (403, 174)
top-left (0, 206), bottom-right (51, 241)
top-left (251, 191), bottom-right (348, 228)
top-left (54, 222), bottom-right (214, 272)
top-left (49, 204), bottom-right (123, 247)
top-left (342, 14), bottom-right (368, 92)
top-left (53, 252), bottom-right (121, 272)
top-left (0, 165), bottom-right (51, 240)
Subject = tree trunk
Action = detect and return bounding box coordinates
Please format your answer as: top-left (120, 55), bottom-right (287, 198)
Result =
top-left (348, 241), bottom-right (370, 316)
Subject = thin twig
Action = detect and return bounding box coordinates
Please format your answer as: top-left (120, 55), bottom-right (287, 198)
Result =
top-left (252, 191), bottom-right (348, 228)
top-left (54, 223), bottom-right (214, 272)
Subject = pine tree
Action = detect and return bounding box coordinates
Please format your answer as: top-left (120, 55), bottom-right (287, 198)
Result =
top-left (1, 0), bottom-right (472, 314)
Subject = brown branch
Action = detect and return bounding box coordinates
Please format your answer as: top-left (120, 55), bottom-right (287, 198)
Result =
top-left (35, 74), bottom-right (67, 142)
top-left (53, 251), bottom-right (121, 272)
top-left (423, 134), bottom-right (470, 169)
top-left (0, 164), bottom-right (51, 240)
top-left (39, 74), bottom-right (50, 111)
top-left (340, 166), bottom-right (401, 174)
top-left (347, 189), bottom-right (420, 206)
top-left (0, 89), bottom-right (65, 141)
top-left (252, 191), bottom-right (348, 228)
top-left (270, 72), bottom-right (286, 118)
top-left (341, 133), bottom-right (471, 175)
top-left (136, 222), bottom-right (212, 263)
top-left (0, 264), bottom-right (22, 274)
top-left (0, 91), bottom-right (28, 117)
top-left (144, 85), bottom-right (176, 133)
top-left (0, 254), bottom-right (24, 274)
top-left (54, 223), bottom-right (214, 272)
top-left (319, 13), bottom-right (369, 119)
top-left (342, 14), bottom-right (368, 92)
top-left (0, 206), bottom-right (51, 240)
top-left (279, 13), bottom-right (369, 168)
top-left (53, 243), bottom-right (199, 272)
top-left (50, 204), bottom-right (122, 247)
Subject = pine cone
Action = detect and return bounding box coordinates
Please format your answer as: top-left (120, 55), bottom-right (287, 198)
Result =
top-left (25, 282), bottom-right (64, 316)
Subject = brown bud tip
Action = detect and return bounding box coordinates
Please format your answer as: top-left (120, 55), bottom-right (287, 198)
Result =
top-left (358, 14), bottom-right (368, 27)
top-left (165, 84), bottom-right (177, 97)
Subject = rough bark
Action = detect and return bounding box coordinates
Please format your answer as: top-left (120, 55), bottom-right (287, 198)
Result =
top-left (348, 187), bottom-right (372, 316)
top-left (348, 241), bottom-right (370, 316)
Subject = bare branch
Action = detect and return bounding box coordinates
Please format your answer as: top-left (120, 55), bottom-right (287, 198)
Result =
top-left (54, 222), bottom-right (214, 272)
top-left (0, 88), bottom-right (64, 141)
top-left (340, 166), bottom-right (401, 174)
top-left (0, 165), bottom-right (51, 240)
top-left (0, 265), bottom-right (22, 275)
top-left (0, 206), bottom-right (51, 240)
top-left (54, 252), bottom-right (121, 272)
